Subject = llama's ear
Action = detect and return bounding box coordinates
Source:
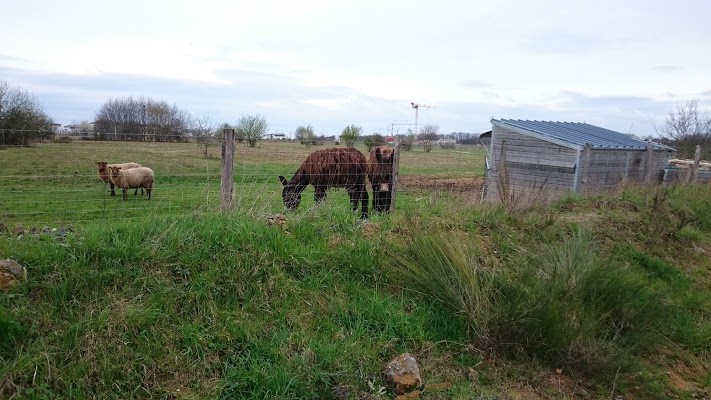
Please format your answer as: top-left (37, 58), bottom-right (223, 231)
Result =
top-left (278, 176), bottom-right (288, 186)
top-left (375, 147), bottom-right (382, 162)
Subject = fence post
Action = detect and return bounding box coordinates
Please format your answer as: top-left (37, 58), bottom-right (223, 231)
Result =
top-left (389, 137), bottom-right (401, 213)
top-left (221, 129), bottom-right (235, 211)
top-left (581, 143), bottom-right (591, 194)
top-left (644, 142), bottom-right (654, 184)
top-left (691, 145), bottom-right (701, 184)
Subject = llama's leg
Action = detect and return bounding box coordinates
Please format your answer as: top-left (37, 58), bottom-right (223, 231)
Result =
top-left (314, 186), bottom-right (326, 203)
top-left (382, 189), bottom-right (392, 212)
top-left (359, 182), bottom-right (369, 219)
top-left (348, 189), bottom-right (358, 212)
top-left (371, 185), bottom-right (379, 211)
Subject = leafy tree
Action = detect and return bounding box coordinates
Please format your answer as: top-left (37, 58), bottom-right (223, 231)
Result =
top-left (657, 100), bottom-right (711, 159)
top-left (237, 114), bottom-right (268, 148)
top-left (400, 131), bottom-right (416, 151)
top-left (340, 124), bottom-right (362, 148)
top-left (364, 133), bottom-right (386, 152)
top-left (0, 80), bottom-right (53, 131)
top-left (295, 125), bottom-right (316, 147)
top-left (418, 124), bottom-right (439, 153)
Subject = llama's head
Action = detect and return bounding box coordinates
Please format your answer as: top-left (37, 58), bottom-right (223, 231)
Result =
top-left (279, 176), bottom-right (302, 210)
top-left (374, 146), bottom-right (394, 165)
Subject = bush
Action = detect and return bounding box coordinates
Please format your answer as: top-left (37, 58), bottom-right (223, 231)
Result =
top-left (391, 227), bottom-right (669, 383)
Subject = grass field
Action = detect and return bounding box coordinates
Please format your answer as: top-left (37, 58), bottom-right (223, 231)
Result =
top-left (2, 139), bottom-right (711, 399)
top-left (0, 140), bottom-right (486, 227)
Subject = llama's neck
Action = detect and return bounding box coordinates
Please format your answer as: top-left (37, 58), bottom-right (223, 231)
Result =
top-left (288, 169), bottom-right (308, 193)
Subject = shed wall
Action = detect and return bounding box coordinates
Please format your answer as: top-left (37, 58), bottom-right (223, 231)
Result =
top-left (485, 126), bottom-right (578, 203)
top-left (578, 148), bottom-right (672, 194)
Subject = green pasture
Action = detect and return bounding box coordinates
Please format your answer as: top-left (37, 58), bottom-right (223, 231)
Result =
top-left (0, 140), bottom-right (486, 227)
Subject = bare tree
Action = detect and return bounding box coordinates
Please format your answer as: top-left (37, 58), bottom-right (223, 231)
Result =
top-left (94, 96), bottom-right (190, 142)
top-left (418, 124), bottom-right (439, 153)
top-left (72, 120), bottom-right (93, 136)
top-left (0, 80), bottom-right (53, 131)
top-left (193, 114), bottom-right (217, 159)
top-left (236, 114), bottom-right (268, 148)
top-left (657, 100), bottom-right (711, 158)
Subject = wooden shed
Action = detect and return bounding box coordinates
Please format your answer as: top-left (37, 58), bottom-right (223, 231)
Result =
top-left (484, 119), bottom-right (675, 203)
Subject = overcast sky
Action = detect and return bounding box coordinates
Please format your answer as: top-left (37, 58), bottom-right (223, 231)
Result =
top-left (2, 0), bottom-right (710, 137)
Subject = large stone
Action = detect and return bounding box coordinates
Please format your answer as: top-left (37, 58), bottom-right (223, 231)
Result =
top-left (385, 353), bottom-right (422, 395)
top-left (0, 259), bottom-right (27, 291)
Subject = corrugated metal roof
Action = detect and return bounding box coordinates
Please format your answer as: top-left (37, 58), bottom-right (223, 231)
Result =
top-left (491, 119), bottom-right (674, 151)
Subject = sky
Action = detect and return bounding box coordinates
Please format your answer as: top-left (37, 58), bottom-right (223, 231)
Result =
top-left (1, 0), bottom-right (710, 138)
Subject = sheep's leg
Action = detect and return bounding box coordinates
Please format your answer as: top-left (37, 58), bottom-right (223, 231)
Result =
top-left (110, 182), bottom-right (116, 196)
top-left (146, 187), bottom-right (151, 200)
top-left (122, 188), bottom-right (128, 201)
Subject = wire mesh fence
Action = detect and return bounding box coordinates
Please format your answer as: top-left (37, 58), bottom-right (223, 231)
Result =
top-left (0, 134), bottom-right (487, 229)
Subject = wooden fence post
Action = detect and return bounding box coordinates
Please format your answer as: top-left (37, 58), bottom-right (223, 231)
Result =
top-left (644, 142), bottom-right (654, 184)
top-left (581, 143), bottom-right (592, 194)
top-left (389, 137), bottom-right (401, 213)
top-left (221, 129), bottom-right (235, 211)
top-left (691, 145), bottom-right (701, 184)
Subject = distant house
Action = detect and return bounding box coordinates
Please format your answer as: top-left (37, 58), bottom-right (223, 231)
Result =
top-left (437, 138), bottom-right (456, 149)
top-left (483, 119), bottom-right (675, 203)
top-left (267, 133), bottom-right (287, 140)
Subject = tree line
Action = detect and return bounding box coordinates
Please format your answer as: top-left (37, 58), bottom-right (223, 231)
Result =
top-left (2, 80), bottom-right (710, 156)
top-left (93, 97), bottom-right (191, 142)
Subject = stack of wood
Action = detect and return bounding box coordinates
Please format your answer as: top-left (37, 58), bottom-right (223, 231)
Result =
top-left (668, 159), bottom-right (711, 170)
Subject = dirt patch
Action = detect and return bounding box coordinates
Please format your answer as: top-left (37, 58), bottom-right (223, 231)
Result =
top-left (397, 175), bottom-right (485, 205)
top-left (399, 175), bottom-right (484, 193)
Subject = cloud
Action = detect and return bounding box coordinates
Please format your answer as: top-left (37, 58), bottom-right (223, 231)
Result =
top-left (0, 54), bottom-right (30, 63)
top-left (460, 80), bottom-right (491, 89)
top-left (652, 66), bottom-right (684, 72)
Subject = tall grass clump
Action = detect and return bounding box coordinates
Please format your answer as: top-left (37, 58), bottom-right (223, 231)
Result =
top-left (492, 230), bottom-right (667, 380)
top-left (391, 226), bottom-right (670, 384)
top-left (388, 230), bottom-right (495, 338)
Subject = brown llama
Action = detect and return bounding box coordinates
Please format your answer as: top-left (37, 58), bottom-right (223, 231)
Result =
top-left (367, 145), bottom-right (394, 212)
top-left (278, 147), bottom-right (369, 218)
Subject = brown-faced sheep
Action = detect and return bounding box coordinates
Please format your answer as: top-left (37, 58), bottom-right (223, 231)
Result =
top-left (96, 162), bottom-right (142, 196)
top-left (109, 166), bottom-right (154, 200)
top-left (278, 147), bottom-right (369, 218)
top-left (367, 145), bottom-right (394, 212)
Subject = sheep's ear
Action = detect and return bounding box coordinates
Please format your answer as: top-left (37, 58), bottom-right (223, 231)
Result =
top-left (278, 176), bottom-right (288, 186)
top-left (375, 147), bottom-right (383, 162)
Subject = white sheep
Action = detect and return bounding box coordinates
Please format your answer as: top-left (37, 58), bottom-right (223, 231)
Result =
top-left (95, 161), bottom-right (142, 196)
top-left (109, 166), bottom-right (154, 200)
